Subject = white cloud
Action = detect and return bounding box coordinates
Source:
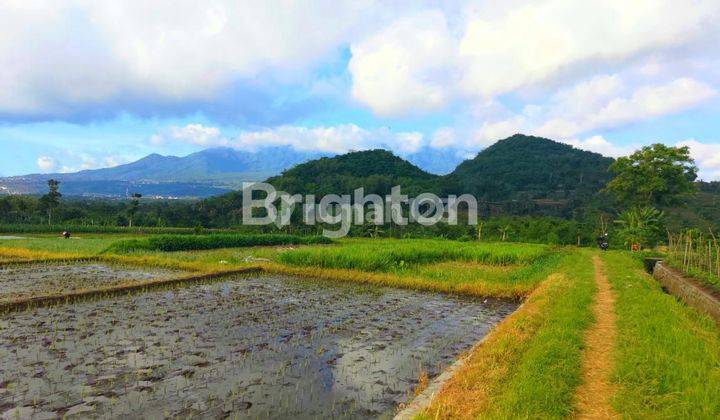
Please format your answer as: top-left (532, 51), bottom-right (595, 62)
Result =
top-left (677, 139), bottom-right (720, 181)
top-left (233, 124), bottom-right (426, 154)
top-left (349, 11), bottom-right (459, 116)
top-left (0, 0), bottom-right (387, 116)
top-left (563, 135), bottom-right (635, 158)
top-left (151, 123), bottom-right (428, 155)
top-left (349, 0), bottom-right (720, 115)
top-left (150, 124), bottom-right (227, 147)
top-left (430, 128), bottom-right (456, 148)
top-left (171, 124), bottom-right (224, 146)
top-left (535, 77), bottom-right (716, 138)
top-left (57, 153), bottom-right (126, 173)
top-left (36, 156), bottom-right (56, 172)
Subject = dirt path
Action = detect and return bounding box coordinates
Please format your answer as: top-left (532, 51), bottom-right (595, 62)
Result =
top-left (573, 255), bottom-right (619, 419)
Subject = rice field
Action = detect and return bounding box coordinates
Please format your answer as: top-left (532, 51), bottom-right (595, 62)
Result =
top-left (0, 263), bottom-right (183, 303)
top-left (1, 233), bottom-right (719, 418)
top-left (0, 274), bottom-right (515, 418)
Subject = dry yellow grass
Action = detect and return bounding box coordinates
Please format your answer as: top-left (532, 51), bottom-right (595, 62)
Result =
top-left (573, 255), bottom-right (619, 419)
top-left (0, 246), bottom-right (83, 261)
top-left (262, 263), bottom-right (534, 299)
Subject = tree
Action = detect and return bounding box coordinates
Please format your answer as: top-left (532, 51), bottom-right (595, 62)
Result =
top-left (127, 193), bottom-right (142, 227)
top-left (614, 206), bottom-right (665, 250)
top-left (605, 144), bottom-right (697, 208)
top-left (39, 179), bottom-right (61, 225)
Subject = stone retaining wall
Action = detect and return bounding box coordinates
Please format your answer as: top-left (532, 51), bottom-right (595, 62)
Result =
top-left (653, 262), bottom-right (720, 324)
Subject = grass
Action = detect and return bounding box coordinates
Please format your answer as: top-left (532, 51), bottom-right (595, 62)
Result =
top-left (0, 236), bottom-right (128, 254)
top-left (601, 251), bottom-right (720, 418)
top-left (104, 233), bottom-right (332, 253)
top-left (0, 237), bottom-right (559, 302)
top-left (420, 249), bottom-right (596, 418)
top-left (277, 239), bottom-right (549, 271)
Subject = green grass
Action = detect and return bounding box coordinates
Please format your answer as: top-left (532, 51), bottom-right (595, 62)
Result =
top-left (485, 250), bottom-right (595, 418)
top-left (602, 251), bottom-right (720, 418)
top-left (277, 239), bottom-right (549, 271)
top-left (104, 234), bottom-right (332, 253)
top-left (0, 236), bottom-right (129, 254)
top-left (422, 249), bottom-right (596, 418)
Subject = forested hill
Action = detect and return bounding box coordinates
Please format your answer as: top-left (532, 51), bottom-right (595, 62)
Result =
top-left (266, 149), bottom-right (440, 196)
top-left (256, 135), bottom-right (615, 207)
top-left (447, 134), bottom-right (614, 201)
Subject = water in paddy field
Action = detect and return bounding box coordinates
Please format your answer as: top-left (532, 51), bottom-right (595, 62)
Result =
top-left (0, 263), bottom-right (182, 302)
top-left (0, 274), bottom-right (518, 419)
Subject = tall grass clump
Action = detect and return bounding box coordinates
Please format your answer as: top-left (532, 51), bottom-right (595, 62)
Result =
top-left (277, 239), bottom-right (549, 271)
top-left (667, 230), bottom-right (720, 291)
top-left (104, 234), bottom-right (331, 253)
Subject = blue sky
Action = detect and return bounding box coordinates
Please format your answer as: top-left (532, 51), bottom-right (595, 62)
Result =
top-left (1, 1), bottom-right (720, 179)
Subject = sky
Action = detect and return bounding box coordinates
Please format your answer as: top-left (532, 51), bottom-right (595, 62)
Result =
top-left (1, 0), bottom-right (720, 179)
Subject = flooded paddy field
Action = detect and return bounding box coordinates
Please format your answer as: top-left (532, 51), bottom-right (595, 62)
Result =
top-left (0, 274), bottom-right (517, 419)
top-left (0, 263), bottom-right (182, 302)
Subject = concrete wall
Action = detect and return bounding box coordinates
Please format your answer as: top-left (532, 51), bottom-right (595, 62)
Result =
top-left (653, 262), bottom-right (720, 324)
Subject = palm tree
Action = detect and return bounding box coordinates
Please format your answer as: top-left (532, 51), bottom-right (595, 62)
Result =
top-left (615, 207), bottom-right (664, 250)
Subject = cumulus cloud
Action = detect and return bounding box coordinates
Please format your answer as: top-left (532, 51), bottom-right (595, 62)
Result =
top-left (677, 140), bottom-right (720, 181)
top-left (437, 75), bottom-right (717, 147)
top-left (151, 123), bottom-right (428, 155)
top-left (2, 0), bottom-right (719, 125)
top-left (349, 0), bottom-right (720, 115)
top-left (536, 78), bottom-right (717, 138)
top-left (0, 0), bottom-right (388, 119)
top-left (234, 124), bottom-right (427, 155)
top-left (151, 124), bottom-right (226, 147)
top-left (349, 11), bottom-right (459, 116)
top-left (36, 156), bottom-right (57, 172)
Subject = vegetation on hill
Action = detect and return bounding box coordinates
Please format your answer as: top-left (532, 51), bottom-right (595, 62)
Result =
top-left (266, 149), bottom-right (440, 196)
top-left (447, 134), bottom-right (614, 202)
top-left (1, 134), bottom-right (719, 242)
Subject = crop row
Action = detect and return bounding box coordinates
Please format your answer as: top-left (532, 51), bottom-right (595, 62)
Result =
top-left (277, 240), bottom-right (549, 271)
top-left (105, 234), bottom-right (332, 253)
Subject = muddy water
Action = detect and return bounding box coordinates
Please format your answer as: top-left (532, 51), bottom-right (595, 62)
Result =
top-left (0, 275), bottom-right (517, 419)
top-left (0, 263), bottom-right (180, 301)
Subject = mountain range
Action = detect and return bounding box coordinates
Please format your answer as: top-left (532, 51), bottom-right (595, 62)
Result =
top-left (0, 144), bottom-right (469, 198)
top-left (0, 135), bottom-right (611, 200)
top-left (0, 146), bottom-right (328, 198)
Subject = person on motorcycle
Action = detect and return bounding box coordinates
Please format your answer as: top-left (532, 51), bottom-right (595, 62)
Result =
top-left (596, 233), bottom-right (609, 250)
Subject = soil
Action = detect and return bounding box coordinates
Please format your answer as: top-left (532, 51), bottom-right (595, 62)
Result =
top-left (573, 255), bottom-right (619, 419)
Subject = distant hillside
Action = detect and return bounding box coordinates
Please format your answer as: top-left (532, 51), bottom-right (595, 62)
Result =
top-left (447, 134), bottom-right (614, 201)
top-left (0, 146), bottom-right (326, 198)
top-left (267, 149), bottom-right (439, 196)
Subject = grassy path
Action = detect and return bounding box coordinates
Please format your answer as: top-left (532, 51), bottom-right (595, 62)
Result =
top-left (602, 252), bottom-right (720, 418)
top-left (573, 255), bottom-right (618, 419)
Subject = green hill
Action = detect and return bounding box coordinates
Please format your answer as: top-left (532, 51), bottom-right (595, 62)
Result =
top-left (447, 134), bottom-right (614, 202)
top-left (266, 149), bottom-right (440, 196)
